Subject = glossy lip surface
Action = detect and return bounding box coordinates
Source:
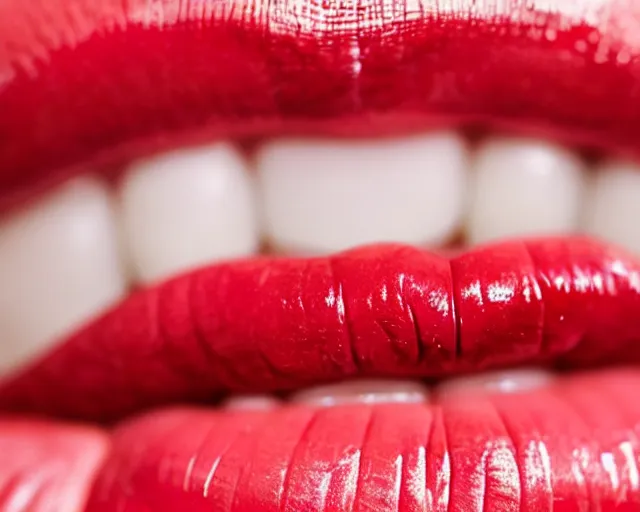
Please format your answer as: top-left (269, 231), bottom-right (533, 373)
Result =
top-left (85, 369), bottom-right (640, 511)
top-left (2, 237), bottom-right (639, 422)
top-left (0, 418), bottom-right (108, 512)
top-left (1, 0), bottom-right (640, 210)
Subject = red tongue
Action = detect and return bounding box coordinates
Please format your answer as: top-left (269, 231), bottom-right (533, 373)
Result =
top-left (0, 419), bottom-right (108, 512)
top-left (84, 369), bottom-right (640, 511)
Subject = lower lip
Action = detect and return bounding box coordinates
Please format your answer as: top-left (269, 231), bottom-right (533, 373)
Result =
top-left (0, 419), bottom-right (108, 512)
top-left (82, 368), bottom-right (640, 511)
top-left (1, 236), bottom-right (639, 423)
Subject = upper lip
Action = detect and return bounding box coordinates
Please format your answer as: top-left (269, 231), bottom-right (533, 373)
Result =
top-left (0, 0), bottom-right (639, 210)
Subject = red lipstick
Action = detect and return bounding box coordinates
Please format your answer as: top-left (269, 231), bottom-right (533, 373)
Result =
top-left (1, 0), bottom-right (640, 208)
top-left (85, 369), bottom-right (640, 511)
top-left (0, 418), bottom-right (108, 511)
top-left (1, 237), bottom-right (638, 422)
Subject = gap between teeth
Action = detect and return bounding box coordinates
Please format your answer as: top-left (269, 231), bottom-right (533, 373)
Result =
top-left (1, 130), bottom-right (639, 375)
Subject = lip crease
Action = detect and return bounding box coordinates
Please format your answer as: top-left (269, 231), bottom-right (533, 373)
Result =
top-left (1, 0), bottom-right (640, 211)
top-left (2, 0), bottom-right (640, 511)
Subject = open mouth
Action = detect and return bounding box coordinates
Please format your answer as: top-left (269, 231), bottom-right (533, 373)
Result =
top-left (2, 0), bottom-right (640, 510)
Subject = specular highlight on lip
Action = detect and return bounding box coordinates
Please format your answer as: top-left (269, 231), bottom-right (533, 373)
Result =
top-left (1, 0), bottom-right (640, 210)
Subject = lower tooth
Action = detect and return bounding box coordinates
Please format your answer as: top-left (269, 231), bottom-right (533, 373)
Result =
top-left (436, 368), bottom-right (555, 397)
top-left (222, 395), bottom-right (281, 410)
top-left (290, 379), bottom-right (431, 406)
top-left (0, 177), bottom-right (127, 376)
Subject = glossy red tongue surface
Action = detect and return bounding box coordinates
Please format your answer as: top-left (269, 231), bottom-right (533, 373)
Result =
top-left (85, 369), bottom-right (640, 511)
top-left (1, 236), bottom-right (639, 423)
top-left (0, 419), bottom-right (108, 512)
top-left (1, 0), bottom-right (640, 211)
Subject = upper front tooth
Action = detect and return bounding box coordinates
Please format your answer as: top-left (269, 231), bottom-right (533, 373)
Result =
top-left (0, 177), bottom-right (127, 376)
top-left (256, 131), bottom-right (469, 254)
top-left (467, 137), bottom-right (587, 245)
top-left (582, 159), bottom-right (640, 254)
top-left (119, 143), bottom-right (259, 283)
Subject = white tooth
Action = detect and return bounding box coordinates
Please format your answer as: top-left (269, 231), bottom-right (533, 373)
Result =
top-left (256, 132), bottom-right (468, 254)
top-left (436, 368), bottom-right (555, 397)
top-left (290, 379), bottom-right (430, 407)
top-left (221, 395), bottom-right (281, 410)
top-left (582, 160), bottom-right (640, 254)
top-left (119, 143), bottom-right (259, 283)
top-left (0, 177), bottom-right (127, 376)
top-left (467, 137), bottom-right (586, 244)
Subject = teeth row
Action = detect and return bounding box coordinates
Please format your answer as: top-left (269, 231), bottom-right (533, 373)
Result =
top-left (223, 368), bottom-right (556, 410)
top-left (1, 132), bottom-right (640, 373)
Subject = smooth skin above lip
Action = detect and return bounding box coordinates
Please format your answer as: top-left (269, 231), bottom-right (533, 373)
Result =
top-left (1, 0), bottom-right (640, 211)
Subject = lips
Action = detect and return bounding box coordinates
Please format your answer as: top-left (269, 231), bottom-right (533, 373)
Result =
top-left (2, 0), bottom-right (640, 511)
top-left (0, 236), bottom-right (638, 422)
top-left (0, 418), bottom-right (108, 511)
top-left (84, 370), bottom-right (640, 511)
top-left (2, 0), bottom-right (640, 209)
